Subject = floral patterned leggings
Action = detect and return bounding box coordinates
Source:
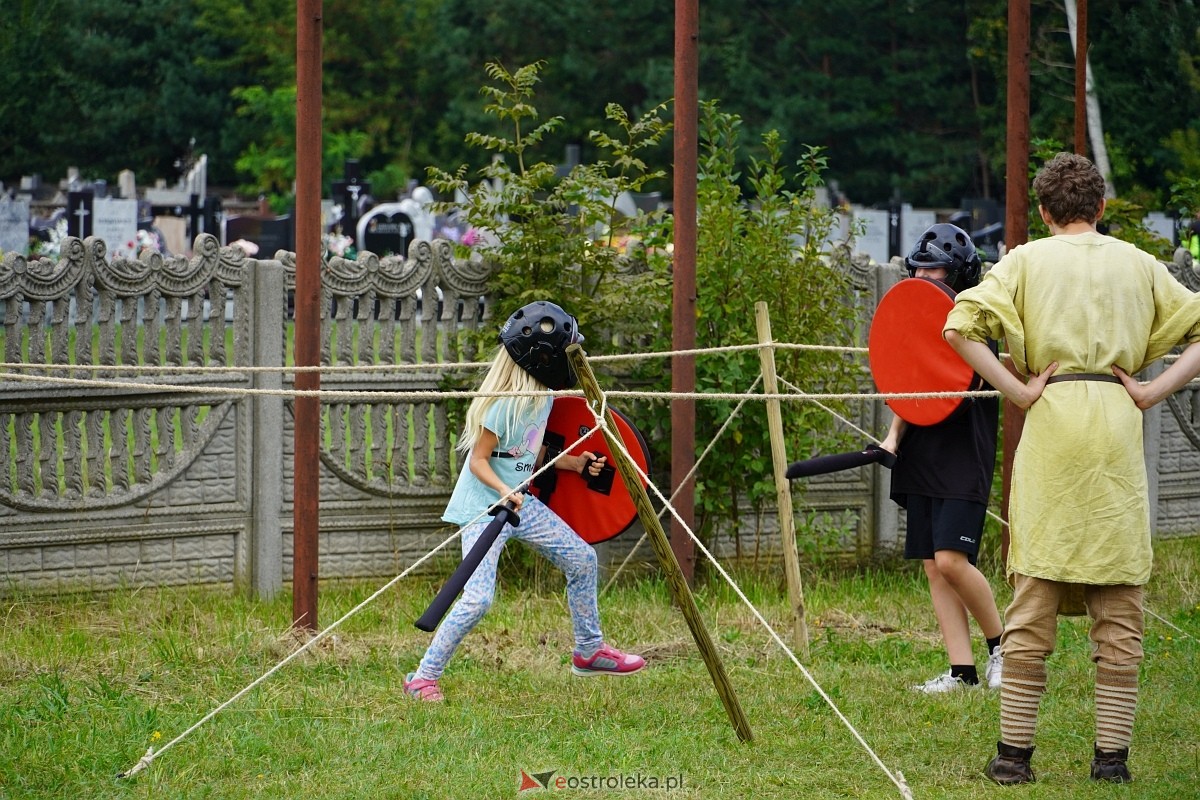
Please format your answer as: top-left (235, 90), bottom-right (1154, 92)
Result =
top-left (413, 495), bottom-right (603, 680)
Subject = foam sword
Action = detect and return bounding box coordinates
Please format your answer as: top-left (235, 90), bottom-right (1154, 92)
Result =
top-left (414, 497), bottom-right (522, 632)
top-left (785, 443), bottom-right (897, 480)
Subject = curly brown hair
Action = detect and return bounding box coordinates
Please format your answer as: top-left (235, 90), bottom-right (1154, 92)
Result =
top-left (1032, 152), bottom-right (1106, 227)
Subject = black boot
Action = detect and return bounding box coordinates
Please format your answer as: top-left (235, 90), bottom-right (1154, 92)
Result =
top-left (1090, 745), bottom-right (1132, 783)
top-left (984, 741), bottom-right (1036, 785)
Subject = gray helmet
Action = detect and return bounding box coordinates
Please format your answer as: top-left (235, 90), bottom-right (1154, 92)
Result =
top-left (904, 223), bottom-right (982, 291)
top-left (498, 300), bottom-right (583, 390)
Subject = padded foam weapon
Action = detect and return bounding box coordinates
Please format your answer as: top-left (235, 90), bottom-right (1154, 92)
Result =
top-left (414, 499), bottom-right (521, 632)
top-left (785, 444), bottom-right (897, 480)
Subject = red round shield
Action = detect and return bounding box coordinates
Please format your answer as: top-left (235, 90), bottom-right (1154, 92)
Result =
top-left (868, 277), bottom-right (980, 426)
top-left (532, 397), bottom-right (651, 544)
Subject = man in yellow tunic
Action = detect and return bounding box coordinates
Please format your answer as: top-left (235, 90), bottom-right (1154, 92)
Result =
top-left (943, 152), bottom-right (1200, 785)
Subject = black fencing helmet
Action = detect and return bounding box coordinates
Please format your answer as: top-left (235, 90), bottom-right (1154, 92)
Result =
top-left (498, 301), bottom-right (583, 390)
top-left (904, 223), bottom-right (982, 292)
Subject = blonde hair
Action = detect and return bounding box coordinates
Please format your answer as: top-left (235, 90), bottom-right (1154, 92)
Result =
top-left (458, 347), bottom-right (550, 453)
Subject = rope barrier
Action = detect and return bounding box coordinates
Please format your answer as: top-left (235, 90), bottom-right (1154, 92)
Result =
top-left (0, 360), bottom-right (491, 374)
top-left (117, 418), bottom-right (605, 778)
top-left (588, 342), bottom-right (869, 360)
top-left (20, 332), bottom-right (1184, 790)
top-left (586, 403), bottom-right (914, 799)
top-left (0, 369), bottom-right (1002, 404)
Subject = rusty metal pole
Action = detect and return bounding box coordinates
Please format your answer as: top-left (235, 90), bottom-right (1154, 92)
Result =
top-left (293, 0), bottom-right (322, 631)
top-left (672, 0), bottom-right (699, 584)
top-left (1074, 0), bottom-right (1088, 155)
top-left (1001, 0), bottom-right (1031, 564)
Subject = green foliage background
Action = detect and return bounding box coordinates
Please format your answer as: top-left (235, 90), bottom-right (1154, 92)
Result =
top-left (2, 0), bottom-right (1198, 213)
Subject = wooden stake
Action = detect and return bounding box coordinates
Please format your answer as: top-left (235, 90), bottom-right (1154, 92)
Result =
top-left (567, 345), bottom-right (753, 742)
top-left (754, 302), bottom-right (809, 658)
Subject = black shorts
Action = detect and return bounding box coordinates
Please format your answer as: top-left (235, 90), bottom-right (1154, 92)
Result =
top-left (903, 496), bottom-right (986, 565)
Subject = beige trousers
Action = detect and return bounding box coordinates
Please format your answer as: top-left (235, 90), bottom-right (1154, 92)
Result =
top-left (1002, 573), bottom-right (1144, 666)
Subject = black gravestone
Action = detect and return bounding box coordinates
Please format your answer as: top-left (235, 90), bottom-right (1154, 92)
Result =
top-left (360, 207), bottom-right (414, 257)
top-left (224, 214), bottom-right (294, 255)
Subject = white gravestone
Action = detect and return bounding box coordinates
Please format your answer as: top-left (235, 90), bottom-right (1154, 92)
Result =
top-left (852, 206), bottom-right (891, 265)
top-left (0, 198), bottom-right (30, 256)
top-left (901, 204), bottom-right (937, 253)
top-left (92, 197), bottom-right (139, 259)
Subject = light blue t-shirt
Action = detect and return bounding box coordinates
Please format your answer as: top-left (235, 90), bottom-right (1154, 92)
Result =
top-left (442, 397), bottom-right (552, 525)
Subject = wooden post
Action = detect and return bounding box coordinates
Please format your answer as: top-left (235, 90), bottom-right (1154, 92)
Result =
top-left (1003, 0), bottom-right (1031, 566)
top-left (754, 303), bottom-right (809, 657)
top-left (671, 0), bottom-right (700, 585)
top-left (292, 0), bottom-right (323, 631)
top-left (1073, 0), bottom-right (1088, 156)
top-left (567, 345), bottom-right (753, 743)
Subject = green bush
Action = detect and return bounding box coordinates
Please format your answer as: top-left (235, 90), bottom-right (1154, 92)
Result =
top-left (433, 64), bottom-right (860, 566)
top-left (669, 103), bottom-right (859, 554)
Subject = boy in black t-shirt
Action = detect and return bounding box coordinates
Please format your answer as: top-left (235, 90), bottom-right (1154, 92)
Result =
top-left (879, 224), bottom-right (1005, 694)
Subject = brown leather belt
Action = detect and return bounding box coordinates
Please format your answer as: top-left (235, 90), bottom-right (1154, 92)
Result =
top-left (1045, 373), bottom-right (1121, 385)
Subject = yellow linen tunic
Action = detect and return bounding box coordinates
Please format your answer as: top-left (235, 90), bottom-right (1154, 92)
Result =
top-left (945, 232), bottom-right (1200, 585)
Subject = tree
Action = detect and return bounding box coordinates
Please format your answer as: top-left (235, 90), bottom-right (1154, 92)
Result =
top-left (0, 0), bottom-right (243, 186)
top-left (4, 0), bottom-right (1197, 214)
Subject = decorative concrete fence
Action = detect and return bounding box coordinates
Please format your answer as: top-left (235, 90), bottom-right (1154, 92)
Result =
top-left (1, 236), bottom-right (1197, 597)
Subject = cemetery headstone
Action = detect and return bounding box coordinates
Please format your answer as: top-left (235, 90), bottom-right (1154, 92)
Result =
top-left (0, 197), bottom-right (31, 256)
top-left (118, 169), bottom-right (137, 200)
top-left (67, 191), bottom-right (94, 239)
top-left (92, 197), bottom-right (139, 259)
top-left (224, 214), bottom-right (294, 256)
top-left (331, 159), bottom-right (371, 237)
top-left (357, 204), bottom-right (415, 258)
top-left (1143, 211), bottom-right (1173, 244)
top-left (852, 206), bottom-right (890, 265)
top-left (959, 197), bottom-right (1003, 235)
top-left (900, 204), bottom-right (937, 254)
top-left (396, 187), bottom-right (435, 242)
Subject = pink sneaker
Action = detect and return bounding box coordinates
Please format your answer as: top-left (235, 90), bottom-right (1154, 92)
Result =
top-left (403, 672), bottom-right (444, 701)
top-left (571, 644), bottom-right (646, 677)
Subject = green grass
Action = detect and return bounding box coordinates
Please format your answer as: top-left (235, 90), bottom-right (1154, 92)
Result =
top-left (2, 539), bottom-right (1198, 799)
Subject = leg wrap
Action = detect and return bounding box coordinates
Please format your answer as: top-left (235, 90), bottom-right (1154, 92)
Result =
top-left (1095, 662), bottom-right (1139, 752)
top-left (1000, 658), bottom-right (1047, 749)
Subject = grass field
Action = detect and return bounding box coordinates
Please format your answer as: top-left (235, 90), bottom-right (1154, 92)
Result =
top-left (1, 537), bottom-right (1197, 799)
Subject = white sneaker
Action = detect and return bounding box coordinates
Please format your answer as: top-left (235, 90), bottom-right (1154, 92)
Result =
top-left (985, 650), bottom-right (1003, 690)
top-left (912, 670), bottom-right (969, 694)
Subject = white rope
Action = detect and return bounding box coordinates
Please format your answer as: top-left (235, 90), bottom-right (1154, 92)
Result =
top-left (118, 418), bottom-right (604, 778)
top-left (1145, 606), bottom-right (1198, 642)
top-left (0, 341), bottom-right (866, 377)
top-left (0, 360), bottom-right (491, 374)
top-left (0, 371), bottom-right (569, 402)
top-left (600, 389), bottom-right (999, 401)
top-left (0, 369), bottom-right (1005, 406)
top-left (601, 375), bottom-right (764, 594)
top-left (587, 404), bottom-right (914, 799)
